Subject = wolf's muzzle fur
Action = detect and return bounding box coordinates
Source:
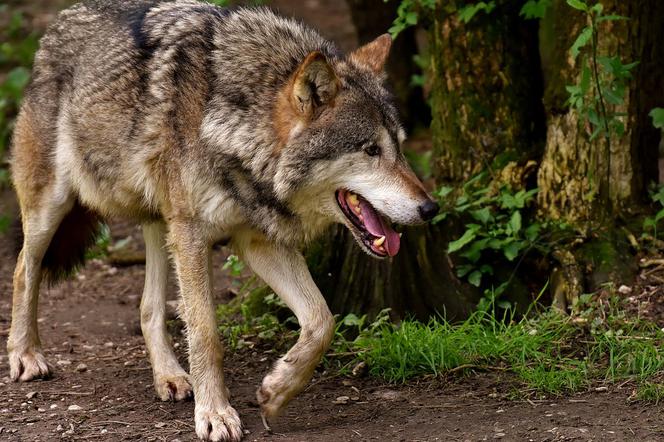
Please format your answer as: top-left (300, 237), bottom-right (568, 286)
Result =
top-left (6, 1), bottom-right (436, 440)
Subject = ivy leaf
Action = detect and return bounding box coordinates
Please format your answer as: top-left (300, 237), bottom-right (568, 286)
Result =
top-left (566, 0), bottom-right (589, 12)
top-left (503, 241), bottom-right (522, 261)
top-left (597, 14), bottom-right (628, 22)
top-left (650, 108), bottom-right (664, 129)
top-left (470, 207), bottom-right (492, 224)
top-left (405, 11), bottom-right (418, 25)
top-left (456, 264), bottom-right (474, 278)
top-left (520, 0), bottom-right (551, 19)
top-left (509, 211), bottom-right (522, 233)
top-left (458, 1), bottom-right (496, 24)
top-left (468, 270), bottom-right (483, 287)
top-left (448, 227), bottom-right (478, 253)
top-left (570, 27), bottom-right (592, 59)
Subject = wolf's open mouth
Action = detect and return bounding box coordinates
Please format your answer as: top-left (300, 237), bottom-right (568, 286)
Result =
top-left (336, 189), bottom-right (401, 257)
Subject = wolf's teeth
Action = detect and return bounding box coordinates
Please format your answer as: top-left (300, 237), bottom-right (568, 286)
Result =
top-left (373, 236), bottom-right (386, 247)
top-left (354, 206), bottom-right (361, 214)
top-left (358, 215), bottom-right (364, 222)
top-left (399, 233), bottom-right (403, 238)
top-left (347, 193), bottom-right (359, 206)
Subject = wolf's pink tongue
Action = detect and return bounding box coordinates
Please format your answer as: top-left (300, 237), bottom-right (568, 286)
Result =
top-left (358, 198), bottom-right (401, 256)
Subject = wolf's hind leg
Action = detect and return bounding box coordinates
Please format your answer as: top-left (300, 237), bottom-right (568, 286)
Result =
top-left (141, 222), bottom-right (193, 401)
top-left (236, 235), bottom-right (335, 423)
top-left (8, 189), bottom-right (75, 382)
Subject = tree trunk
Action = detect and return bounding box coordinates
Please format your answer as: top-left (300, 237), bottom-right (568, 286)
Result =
top-left (310, 1), bottom-right (546, 320)
top-left (537, 0), bottom-right (664, 306)
top-left (430, 1), bottom-right (546, 183)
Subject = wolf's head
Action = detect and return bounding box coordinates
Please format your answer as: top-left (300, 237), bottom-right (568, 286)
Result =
top-left (273, 35), bottom-right (438, 258)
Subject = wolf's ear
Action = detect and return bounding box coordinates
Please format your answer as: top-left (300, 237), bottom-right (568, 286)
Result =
top-left (290, 51), bottom-right (339, 118)
top-left (349, 33), bottom-right (392, 74)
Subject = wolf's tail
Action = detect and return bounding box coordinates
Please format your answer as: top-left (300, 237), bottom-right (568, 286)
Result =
top-left (14, 201), bottom-right (102, 285)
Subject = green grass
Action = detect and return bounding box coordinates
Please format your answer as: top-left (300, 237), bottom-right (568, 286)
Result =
top-left (216, 274), bottom-right (664, 401)
top-left (346, 298), bottom-right (664, 397)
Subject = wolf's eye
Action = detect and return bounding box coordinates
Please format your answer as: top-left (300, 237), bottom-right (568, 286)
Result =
top-left (364, 145), bottom-right (381, 157)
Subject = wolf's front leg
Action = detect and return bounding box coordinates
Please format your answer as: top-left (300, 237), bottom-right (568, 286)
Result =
top-left (236, 235), bottom-right (335, 424)
top-left (168, 221), bottom-right (242, 442)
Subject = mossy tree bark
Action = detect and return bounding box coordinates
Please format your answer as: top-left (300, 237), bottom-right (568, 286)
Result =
top-left (310, 2), bottom-right (545, 320)
top-left (430, 1), bottom-right (545, 183)
top-left (537, 0), bottom-right (664, 307)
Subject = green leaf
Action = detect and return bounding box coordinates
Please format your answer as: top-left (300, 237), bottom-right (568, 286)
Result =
top-left (650, 108), bottom-right (664, 129)
top-left (509, 211), bottom-right (522, 233)
top-left (589, 125), bottom-right (603, 141)
top-left (655, 208), bottom-right (664, 223)
top-left (468, 270), bottom-right (482, 287)
top-left (448, 227), bottom-right (478, 253)
top-left (520, 0), bottom-right (551, 19)
top-left (435, 185), bottom-right (454, 199)
top-left (460, 238), bottom-right (489, 263)
top-left (341, 313), bottom-right (363, 327)
top-left (566, 0), bottom-right (589, 12)
top-left (570, 27), bottom-right (592, 59)
top-left (458, 1), bottom-right (496, 24)
top-left (589, 3), bottom-right (603, 14)
top-left (405, 11), bottom-right (418, 25)
top-left (431, 212), bottom-right (448, 224)
top-left (470, 207), bottom-right (492, 224)
top-left (456, 264), bottom-right (474, 278)
top-left (503, 241), bottom-right (522, 261)
top-left (597, 14), bottom-right (628, 22)
top-left (525, 223), bottom-right (541, 242)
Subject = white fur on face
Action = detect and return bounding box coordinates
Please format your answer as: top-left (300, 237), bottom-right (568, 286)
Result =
top-left (306, 127), bottom-right (427, 226)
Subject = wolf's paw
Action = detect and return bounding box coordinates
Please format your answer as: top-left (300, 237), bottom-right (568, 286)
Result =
top-left (9, 348), bottom-right (52, 382)
top-left (256, 363), bottom-right (304, 420)
top-left (154, 372), bottom-right (193, 401)
top-left (194, 405), bottom-right (243, 441)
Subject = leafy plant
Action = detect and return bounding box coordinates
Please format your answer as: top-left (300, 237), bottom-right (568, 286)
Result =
top-left (643, 185), bottom-right (664, 239)
top-left (650, 107), bottom-right (664, 129)
top-left (457, 1), bottom-right (495, 24)
top-left (433, 172), bottom-right (542, 299)
top-left (222, 254), bottom-right (245, 278)
top-left (384, 0), bottom-right (436, 38)
top-left (564, 0), bottom-right (637, 205)
top-left (520, 0), bottom-right (552, 19)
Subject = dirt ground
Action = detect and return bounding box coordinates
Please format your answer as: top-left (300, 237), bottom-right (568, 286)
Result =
top-left (3, 0), bottom-right (664, 441)
top-left (1, 187), bottom-right (664, 442)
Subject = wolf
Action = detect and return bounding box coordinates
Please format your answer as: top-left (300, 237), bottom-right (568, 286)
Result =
top-left (7, 0), bottom-right (439, 440)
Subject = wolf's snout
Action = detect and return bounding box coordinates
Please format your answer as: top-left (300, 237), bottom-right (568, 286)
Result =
top-left (418, 200), bottom-right (439, 221)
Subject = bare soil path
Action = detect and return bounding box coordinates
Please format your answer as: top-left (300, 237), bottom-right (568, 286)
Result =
top-left (1, 191), bottom-right (664, 442)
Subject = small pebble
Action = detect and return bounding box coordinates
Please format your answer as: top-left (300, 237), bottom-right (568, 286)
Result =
top-left (67, 405), bottom-right (83, 411)
top-left (56, 360), bottom-right (72, 366)
top-left (618, 285), bottom-right (632, 294)
top-left (26, 392), bottom-right (37, 400)
top-left (75, 363), bottom-right (88, 373)
top-left (333, 396), bottom-right (350, 405)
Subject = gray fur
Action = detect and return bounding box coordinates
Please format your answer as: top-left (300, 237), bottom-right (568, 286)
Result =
top-left (24, 0), bottom-right (404, 245)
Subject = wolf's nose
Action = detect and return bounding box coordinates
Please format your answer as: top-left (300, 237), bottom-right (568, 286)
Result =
top-left (418, 200), bottom-right (439, 221)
